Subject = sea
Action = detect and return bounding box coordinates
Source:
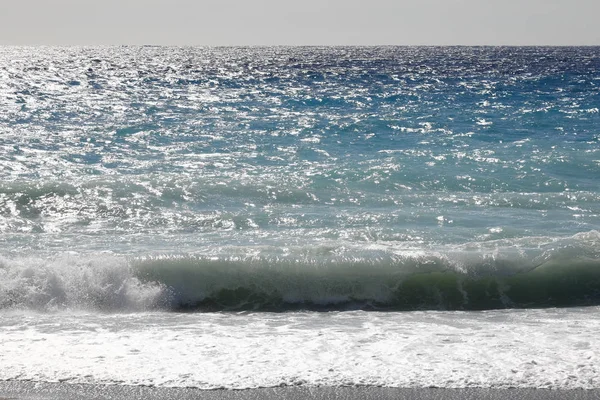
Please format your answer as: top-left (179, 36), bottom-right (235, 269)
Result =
top-left (0, 46), bottom-right (599, 390)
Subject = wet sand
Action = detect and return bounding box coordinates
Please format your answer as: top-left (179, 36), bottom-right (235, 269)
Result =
top-left (0, 381), bottom-right (599, 400)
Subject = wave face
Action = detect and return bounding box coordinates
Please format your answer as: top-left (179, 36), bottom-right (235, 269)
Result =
top-left (0, 46), bottom-right (600, 312)
top-left (1, 232), bottom-right (600, 312)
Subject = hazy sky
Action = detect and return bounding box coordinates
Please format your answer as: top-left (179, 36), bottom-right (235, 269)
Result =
top-left (1, 0), bottom-right (599, 46)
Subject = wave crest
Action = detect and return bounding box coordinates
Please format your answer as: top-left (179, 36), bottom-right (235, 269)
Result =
top-left (1, 232), bottom-right (599, 312)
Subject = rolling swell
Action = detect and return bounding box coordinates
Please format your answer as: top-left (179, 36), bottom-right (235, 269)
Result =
top-left (1, 233), bottom-right (600, 312)
top-left (136, 253), bottom-right (600, 311)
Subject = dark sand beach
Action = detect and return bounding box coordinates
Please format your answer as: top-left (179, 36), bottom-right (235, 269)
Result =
top-left (0, 382), bottom-right (599, 400)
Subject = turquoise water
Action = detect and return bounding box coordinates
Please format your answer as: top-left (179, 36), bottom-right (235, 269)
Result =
top-left (0, 46), bottom-right (599, 310)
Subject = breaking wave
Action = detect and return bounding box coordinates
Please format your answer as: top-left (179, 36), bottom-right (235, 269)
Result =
top-left (1, 232), bottom-right (600, 312)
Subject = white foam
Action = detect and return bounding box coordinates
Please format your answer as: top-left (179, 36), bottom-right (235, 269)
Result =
top-left (0, 255), bottom-right (165, 312)
top-left (1, 308), bottom-right (598, 389)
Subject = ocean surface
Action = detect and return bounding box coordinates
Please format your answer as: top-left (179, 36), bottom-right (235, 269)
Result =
top-left (0, 46), bottom-right (599, 390)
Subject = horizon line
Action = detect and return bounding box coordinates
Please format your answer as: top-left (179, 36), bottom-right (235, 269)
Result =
top-left (1, 43), bottom-right (599, 47)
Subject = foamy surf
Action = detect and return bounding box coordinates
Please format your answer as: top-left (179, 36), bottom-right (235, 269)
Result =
top-left (1, 309), bottom-right (599, 390)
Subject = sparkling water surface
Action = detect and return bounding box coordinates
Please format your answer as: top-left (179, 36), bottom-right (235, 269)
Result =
top-left (1, 46), bottom-right (599, 311)
top-left (1, 46), bottom-right (599, 253)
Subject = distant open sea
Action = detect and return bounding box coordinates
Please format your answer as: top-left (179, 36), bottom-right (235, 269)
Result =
top-left (0, 46), bottom-right (599, 391)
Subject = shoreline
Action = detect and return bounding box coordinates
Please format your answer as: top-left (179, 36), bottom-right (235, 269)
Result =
top-left (1, 381), bottom-right (599, 400)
